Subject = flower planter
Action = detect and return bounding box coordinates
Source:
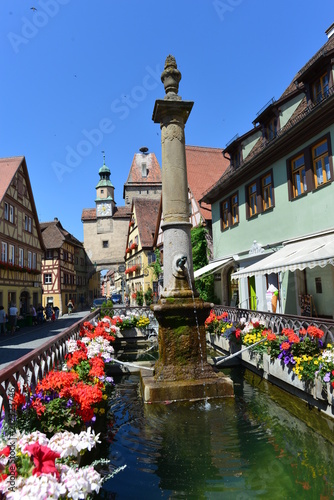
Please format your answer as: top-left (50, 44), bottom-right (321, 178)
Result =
top-left (117, 327), bottom-right (147, 339)
top-left (241, 349), bottom-right (263, 370)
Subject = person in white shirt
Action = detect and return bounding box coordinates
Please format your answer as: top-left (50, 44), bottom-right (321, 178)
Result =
top-left (9, 304), bottom-right (18, 334)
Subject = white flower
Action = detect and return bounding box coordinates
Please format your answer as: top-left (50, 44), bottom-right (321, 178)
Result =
top-left (60, 464), bottom-right (103, 499)
top-left (17, 430), bottom-right (49, 449)
top-left (48, 428), bottom-right (101, 458)
top-left (6, 474), bottom-right (66, 499)
top-left (66, 339), bottom-right (80, 353)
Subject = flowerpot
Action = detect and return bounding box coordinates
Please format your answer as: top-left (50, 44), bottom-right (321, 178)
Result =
top-left (313, 377), bottom-right (326, 401)
top-left (267, 356), bottom-right (312, 394)
top-left (220, 337), bottom-right (230, 352)
top-left (241, 349), bottom-right (263, 369)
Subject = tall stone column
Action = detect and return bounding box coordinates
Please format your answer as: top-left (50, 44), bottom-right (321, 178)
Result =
top-left (141, 55), bottom-right (234, 402)
top-left (152, 55), bottom-right (194, 297)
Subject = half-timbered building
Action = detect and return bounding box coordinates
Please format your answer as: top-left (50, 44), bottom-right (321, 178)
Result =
top-left (40, 218), bottom-right (91, 315)
top-left (0, 156), bottom-right (45, 316)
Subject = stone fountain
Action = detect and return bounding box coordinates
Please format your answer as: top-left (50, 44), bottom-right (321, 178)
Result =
top-left (140, 55), bottom-right (234, 403)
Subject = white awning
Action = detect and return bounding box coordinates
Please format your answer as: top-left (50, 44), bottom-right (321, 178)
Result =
top-left (194, 258), bottom-right (232, 279)
top-left (232, 232), bottom-right (334, 279)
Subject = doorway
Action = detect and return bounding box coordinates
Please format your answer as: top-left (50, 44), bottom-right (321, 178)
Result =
top-left (248, 276), bottom-right (257, 310)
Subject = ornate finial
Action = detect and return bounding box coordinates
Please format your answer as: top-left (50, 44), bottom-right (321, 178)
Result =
top-left (101, 150), bottom-right (105, 164)
top-left (161, 55), bottom-right (181, 97)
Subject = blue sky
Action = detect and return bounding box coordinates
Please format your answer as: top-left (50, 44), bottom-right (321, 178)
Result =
top-left (1, 1), bottom-right (333, 241)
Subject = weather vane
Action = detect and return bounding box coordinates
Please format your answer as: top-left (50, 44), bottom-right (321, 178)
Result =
top-left (101, 150), bottom-right (105, 164)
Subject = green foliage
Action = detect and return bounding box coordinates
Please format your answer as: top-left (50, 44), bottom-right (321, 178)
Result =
top-left (39, 398), bottom-right (81, 436)
top-left (136, 290), bottom-right (144, 306)
top-left (101, 299), bottom-right (114, 318)
top-left (191, 225), bottom-right (215, 302)
top-left (74, 360), bottom-right (91, 382)
top-left (149, 249), bottom-right (162, 280)
top-left (144, 287), bottom-right (153, 306)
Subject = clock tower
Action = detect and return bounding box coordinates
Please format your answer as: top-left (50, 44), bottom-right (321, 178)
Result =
top-left (95, 155), bottom-right (115, 217)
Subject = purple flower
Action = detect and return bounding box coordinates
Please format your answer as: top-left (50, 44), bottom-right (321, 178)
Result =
top-left (324, 372), bottom-right (331, 383)
top-left (66, 399), bottom-right (73, 408)
top-left (284, 356), bottom-right (290, 365)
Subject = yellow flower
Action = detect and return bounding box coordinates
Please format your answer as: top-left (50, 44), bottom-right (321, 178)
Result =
top-left (93, 408), bottom-right (98, 414)
top-left (102, 394), bottom-right (108, 400)
top-left (313, 360), bottom-right (319, 365)
top-left (99, 408), bottom-right (105, 415)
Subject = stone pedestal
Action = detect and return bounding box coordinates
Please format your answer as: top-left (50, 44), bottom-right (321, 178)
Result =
top-left (143, 55), bottom-right (234, 403)
top-left (141, 296), bottom-right (234, 402)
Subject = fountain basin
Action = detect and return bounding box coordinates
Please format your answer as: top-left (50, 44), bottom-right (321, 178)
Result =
top-left (141, 297), bottom-right (234, 403)
top-left (141, 370), bottom-right (234, 403)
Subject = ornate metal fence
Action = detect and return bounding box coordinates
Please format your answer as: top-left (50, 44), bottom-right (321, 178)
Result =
top-left (213, 305), bottom-right (334, 344)
top-left (0, 310), bottom-right (98, 422)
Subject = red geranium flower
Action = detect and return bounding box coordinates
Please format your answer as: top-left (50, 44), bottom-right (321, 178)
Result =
top-left (12, 383), bottom-right (26, 410)
top-left (267, 332), bottom-right (277, 341)
top-left (24, 443), bottom-right (60, 479)
top-left (282, 328), bottom-right (294, 337)
top-left (307, 326), bottom-right (324, 339)
top-left (31, 398), bottom-right (45, 417)
top-left (287, 333), bottom-right (300, 344)
top-left (281, 341), bottom-right (291, 351)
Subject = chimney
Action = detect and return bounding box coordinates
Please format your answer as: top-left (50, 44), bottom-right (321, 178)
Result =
top-left (325, 22), bottom-right (334, 39)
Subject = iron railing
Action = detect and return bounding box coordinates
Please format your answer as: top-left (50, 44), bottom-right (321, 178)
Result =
top-left (213, 305), bottom-right (334, 344)
top-left (0, 310), bottom-right (98, 422)
top-left (2, 303), bottom-right (333, 421)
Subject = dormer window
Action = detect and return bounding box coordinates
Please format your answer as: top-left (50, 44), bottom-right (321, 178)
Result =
top-left (142, 163), bottom-right (147, 177)
top-left (231, 149), bottom-right (242, 168)
top-left (312, 73), bottom-right (329, 103)
top-left (265, 117), bottom-right (278, 141)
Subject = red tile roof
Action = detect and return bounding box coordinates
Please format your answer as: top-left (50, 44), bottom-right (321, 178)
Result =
top-left (133, 198), bottom-right (160, 248)
top-left (202, 31), bottom-right (334, 202)
top-left (81, 205), bottom-right (132, 221)
top-left (40, 219), bottom-right (83, 249)
top-left (185, 146), bottom-right (229, 221)
top-left (0, 156), bottom-right (45, 251)
top-left (0, 156), bottom-right (25, 202)
top-left (124, 152), bottom-right (161, 184)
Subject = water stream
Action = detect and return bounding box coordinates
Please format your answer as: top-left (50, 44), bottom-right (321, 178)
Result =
top-left (102, 368), bottom-right (334, 499)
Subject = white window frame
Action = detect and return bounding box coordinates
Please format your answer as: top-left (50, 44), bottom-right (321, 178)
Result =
top-left (8, 245), bottom-right (14, 265)
top-left (27, 251), bottom-right (32, 269)
top-left (44, 273), bottom-right (52, 284)
top-left (9, 205), bottom-right (14, 223)
top-left (19, 248), bottom-right (24, 268)
top-left (1, 242), bottom-right (7, 263)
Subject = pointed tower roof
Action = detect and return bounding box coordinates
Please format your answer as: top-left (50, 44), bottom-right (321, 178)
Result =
top-left (123, 149), bottom-right (161, 198)
top-left (95, 158), bottom-right (114, 190)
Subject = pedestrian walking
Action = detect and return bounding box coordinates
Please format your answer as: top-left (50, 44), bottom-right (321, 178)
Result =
top-left (67, 300), bottom-right (74, 314)
top-left (53, 306), bottom-right (60, 319)
top-left (8, 303), bottom-right (18, 334)
top-left (0, 306), bottom-right (7, 335)
top-left (36, 304), bottom-right (44, 324)
top-left (30, 305), bottom-right (37, 326)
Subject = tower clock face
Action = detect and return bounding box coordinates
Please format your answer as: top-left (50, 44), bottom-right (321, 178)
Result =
top-left (97, 203), bottom-right (112, 216)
